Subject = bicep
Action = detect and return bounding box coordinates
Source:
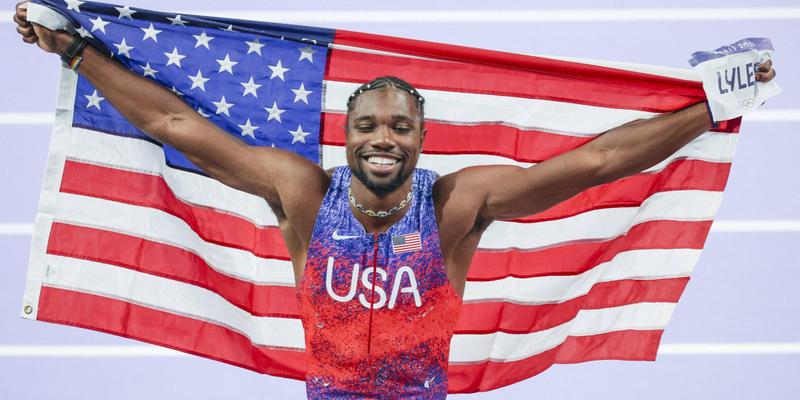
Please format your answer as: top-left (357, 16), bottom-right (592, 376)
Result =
top-left (173, 116), bottom-right (327, 211)
top-left (468, 146), bottom-right (607, 221)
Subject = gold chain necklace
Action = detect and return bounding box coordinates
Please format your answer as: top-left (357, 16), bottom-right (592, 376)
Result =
top-left (348, 186), bottom-right (413, 218)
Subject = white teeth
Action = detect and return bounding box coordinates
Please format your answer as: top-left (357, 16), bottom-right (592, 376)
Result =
top-left (367, 156), bottom-right (397, 165)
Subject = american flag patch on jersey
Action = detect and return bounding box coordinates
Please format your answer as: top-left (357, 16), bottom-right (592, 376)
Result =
top-left (392, 232), bottom-right (422, 254)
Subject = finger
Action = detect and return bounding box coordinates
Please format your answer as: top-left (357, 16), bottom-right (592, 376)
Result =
top-left (15, 1), bottom-right (29, 13)
top-left (12, 13), bottom-right (31, 28)
top-left (756, 69), bottom-right (776, 82)
top-left (16, 25), bottom-right (35, 38)
top-left (22, 35), bottom-right (37, 44)
top-left (757, 59), bottom-right (772, 72)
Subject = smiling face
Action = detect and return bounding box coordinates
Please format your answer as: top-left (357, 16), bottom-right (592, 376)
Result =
top-left (345, 87), bottom-right (426, 197)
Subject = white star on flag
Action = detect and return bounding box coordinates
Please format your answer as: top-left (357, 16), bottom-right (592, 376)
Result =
top-left (268, 60), bottom-right (289, 81)
top-left (291, 83), bottom-right (312, 104)
top-left (75, 26), bottom-right (92, 39)
top-left (188, 70), bottom-right (210, 91)
top-left (84, 90), bottom-right (105, 110)
top-left (298, 46), bottom-right (316, 62)
top-left (115, 5), bottom-right (136, 19)
top-left (289, 125), bottom-right (310, 144)
top-left (113, 38), bottom-right (134, 58)
top-left (65, 0), bottom-right (84, 13)
top-left (240, 77), bottom-right (261, 98)
top-left (197, 108), bottom-right (210, 118)
top-left (89, 16), bottom-right (110, 34)
top-left (164, 47), bottom-right (186, 67)
top-left (140, 62), bottom-right (158, 78)
top-left (222, 24), bottom-right (235, 32)
top-left (141, 23), bottom-right (161, 42)
top-left (193, 31), bottom-right (215, 49)
top-left (170, 86), bottom-right (183, 96)
top-left (213, 96), bottom-right (234, 116)
top-left (265, 102), bottom-right (285, 123)
top-left (238, 119), bottom-right (259, 138)
top-left (167, 14), bottom-right (187, 26)
top-left (216, 54), bottom-right (238, 74)
top-left (246, 39), bottom-right (265, 55)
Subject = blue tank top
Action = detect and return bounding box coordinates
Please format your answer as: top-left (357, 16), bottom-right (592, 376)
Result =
top-left (298, 167), bottom-right (462, 399)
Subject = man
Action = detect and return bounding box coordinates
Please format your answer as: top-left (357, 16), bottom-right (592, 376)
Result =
top-left (13, 2), bottom-right (777, 399)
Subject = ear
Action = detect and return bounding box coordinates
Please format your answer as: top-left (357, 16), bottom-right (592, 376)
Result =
top-left (419, 127), bottom-right (427, 146)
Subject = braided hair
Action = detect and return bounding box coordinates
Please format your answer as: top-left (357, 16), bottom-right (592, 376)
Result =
top-left (346, 76), bottom-right (426, 124)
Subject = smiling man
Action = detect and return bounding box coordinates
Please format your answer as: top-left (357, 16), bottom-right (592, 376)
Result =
top-left (12, 1), bottom-right (778, 399)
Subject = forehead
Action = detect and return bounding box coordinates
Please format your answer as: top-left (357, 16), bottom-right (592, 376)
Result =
top-left (349, 87), bottom-right (419, 119)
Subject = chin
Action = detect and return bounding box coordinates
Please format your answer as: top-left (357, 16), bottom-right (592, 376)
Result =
top-left (352, 162), bottom-right (411, 197)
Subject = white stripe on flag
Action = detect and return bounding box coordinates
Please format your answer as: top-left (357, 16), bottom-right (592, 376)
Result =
top-left (323, 133), bottom-right (737, 175)
top-left (463, 248), bottom-right (700, 303)
top-left (325, 80), bottom-right (656, 135)
top-left (449, 302), bottom-right (676, 363)
top-left (477, 190), bottom-right (723, 250)
top-left (43, 255), bottom-right (305, 349)
top-left (52, 192), bottom-right (295, 285)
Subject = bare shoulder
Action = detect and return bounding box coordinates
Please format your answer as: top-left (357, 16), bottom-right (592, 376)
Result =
top-left (432, 165), bottom-right (518, 241)
top-left (248, 146), bottom-right (330, 219)
top-left (432, 165), bottom-right (521, 214)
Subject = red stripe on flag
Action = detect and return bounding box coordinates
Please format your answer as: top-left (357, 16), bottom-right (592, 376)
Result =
top-left (323, 113), bottom-right (595, 162)
top-left (514, 159), bottom-right (730, 223)
top-left (59, 160), bottom-right (290, 260)
top-left (324, 113), bottom-right (738, 163)
top-left (446, 329), bottom-right (663, 393)
top-left (457, 278), bottom-right (688, 334)
top-left (36, 286), bottom-right (307, 380)
top-left (46, 222), bottom-right (299, 318)
top-left (330, 37), bottom-right (705, 112)
top-left (469, 220), bottom-right (712, 280)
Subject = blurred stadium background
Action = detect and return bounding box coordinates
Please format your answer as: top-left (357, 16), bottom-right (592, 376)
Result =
top-left (1, 0), bottom-right (798, 398)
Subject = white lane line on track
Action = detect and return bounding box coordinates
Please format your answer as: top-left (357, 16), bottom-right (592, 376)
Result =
top-left (1, 343), bottom-right (799, 357)
top-left (0, 223), bottom-right (33, 235)
top-left (1, 110), bottom-right (799, 127)
top-left (3, 220), bottom-right (800, 236)
top-left (710, 220), bottom-right (800, 233)
top-left (658, 343), bottom-right (800, 355)
top-left (3, 8), bottom-right (800, 23)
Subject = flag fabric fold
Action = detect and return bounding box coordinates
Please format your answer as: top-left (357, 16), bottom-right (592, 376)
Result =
top-left (22, 0), bottom-right (740, 393)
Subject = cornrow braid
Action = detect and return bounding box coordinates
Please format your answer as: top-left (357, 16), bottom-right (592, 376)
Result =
top-left (346, 76), bottom-right (426, 121)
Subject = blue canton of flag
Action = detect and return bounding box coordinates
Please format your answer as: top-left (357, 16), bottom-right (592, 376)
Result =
top-left (45, 0), bottom-right (333, 172)
top-left (391, 232), bottom-right (422, 254)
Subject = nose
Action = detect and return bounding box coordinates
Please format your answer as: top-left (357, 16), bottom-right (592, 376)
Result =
top-left (369, 126), bottom-right (395, 150)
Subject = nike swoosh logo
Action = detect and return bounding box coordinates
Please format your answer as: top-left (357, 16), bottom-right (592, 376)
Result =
top-left (332, 230), bottom-right (359, 240)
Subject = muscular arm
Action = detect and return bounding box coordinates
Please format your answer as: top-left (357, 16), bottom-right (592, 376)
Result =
top-left (450, 59), bottom-right (775, 224)
top-left (469, 102), bottom-right (713, 222)
top-left (15, 4), bottom-right (328, 222)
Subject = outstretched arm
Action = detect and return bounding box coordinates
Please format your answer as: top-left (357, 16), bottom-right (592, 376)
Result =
top-left (447, 60), bottom-right (774, 224)
top-left (13, 2), bottom-right (328, 219)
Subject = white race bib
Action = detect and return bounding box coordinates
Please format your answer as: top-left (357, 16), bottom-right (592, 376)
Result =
top-left (689, 38), bottom-right (781, 122)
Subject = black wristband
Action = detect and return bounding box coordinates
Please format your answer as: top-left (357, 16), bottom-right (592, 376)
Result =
top-left (60, 36), bottom-right (88, 69)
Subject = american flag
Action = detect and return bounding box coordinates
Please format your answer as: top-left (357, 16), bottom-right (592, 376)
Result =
top-left (22, 0), bottom-right (741, 393)
top-left (392, 232), bottom-right (422, 254)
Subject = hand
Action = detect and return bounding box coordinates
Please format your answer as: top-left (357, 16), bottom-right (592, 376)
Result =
top-left (13, 1), bottom-right (71, 54)
top-left (756, 59), bottom-right (776, 82)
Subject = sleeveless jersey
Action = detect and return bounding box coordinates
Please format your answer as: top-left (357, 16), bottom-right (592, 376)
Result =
top-left (298, 167), bottom-right (462, 399)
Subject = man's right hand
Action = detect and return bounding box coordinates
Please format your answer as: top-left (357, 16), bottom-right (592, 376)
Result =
top-left (14, 1), bottom-right (68, 54)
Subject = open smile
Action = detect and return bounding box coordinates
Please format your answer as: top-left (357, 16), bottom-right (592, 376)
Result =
top-left (361, 153), bottom-right (403, 175)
